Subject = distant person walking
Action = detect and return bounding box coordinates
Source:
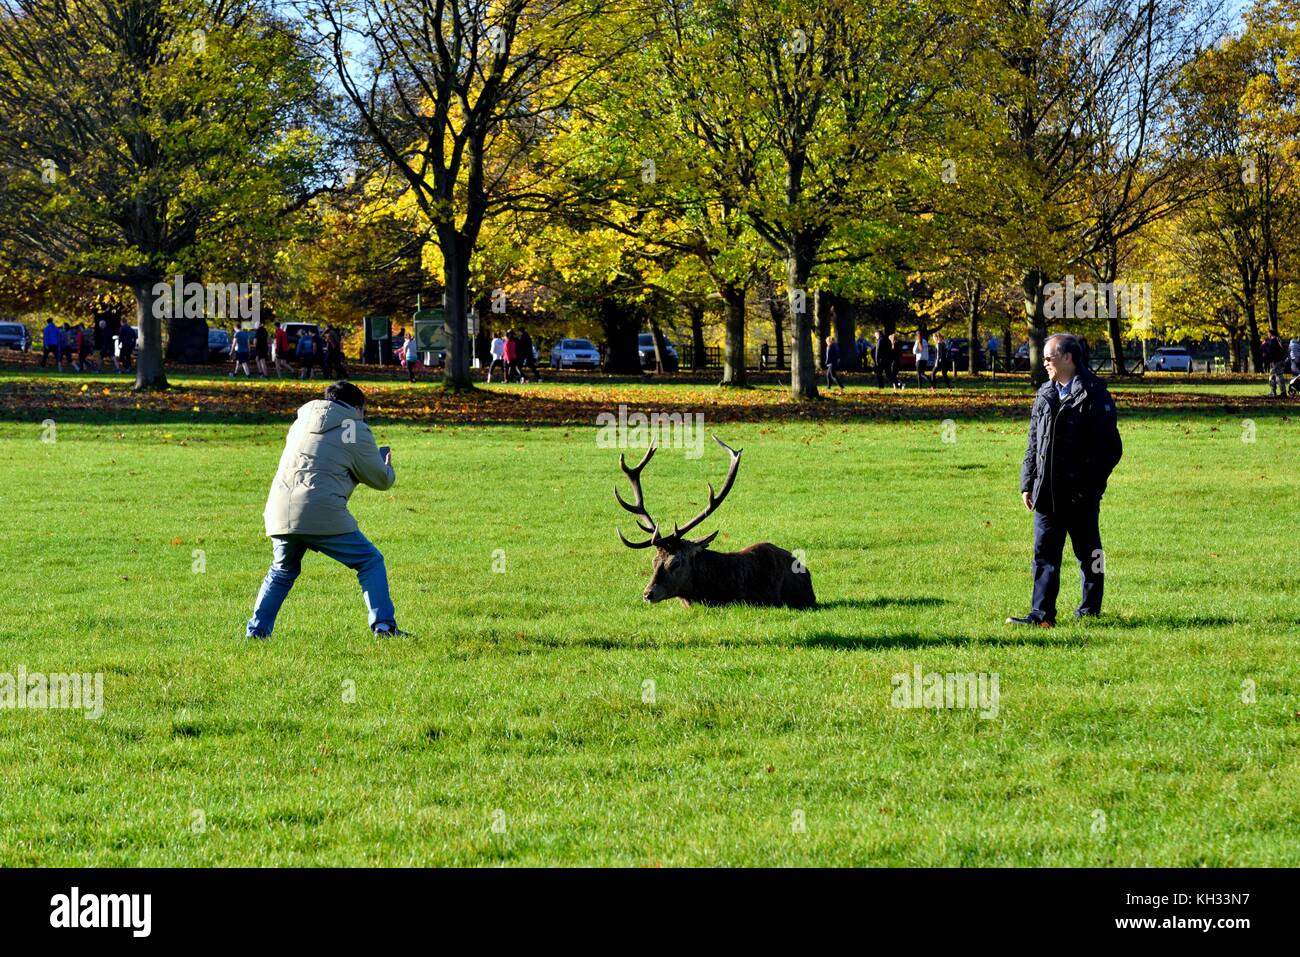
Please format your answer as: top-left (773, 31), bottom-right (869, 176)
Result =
top-left (297, 328), bottom-right (318, 380)
top-left (887, 333), bottom-right (902, 390)
top-left (97, 317), bottom-right (114, 368)
top-left (76, 323), bottom-right (96, 372)
top-left (403, 334), bottom-right (419, 382)
top-left (246, 381), bottom-right (405, 639)
top-left (914, 331), bottom-right (933, 390)
top-left (1007, 333), bottom-right (1122, 628)
top-left (253, 324), bottom-right (270, 377)
top-left (518, 327), bottom-right (539, 380)
top-left (326, 327), bottom-right (347, 379)
top-left (230, 326), bottom-right (252, 376)
top-left (485, 332), bottom-right (505, 383)
top-left (271, 321), bottom-right (292, 377)
top-left (824, 335), bottom-right (844, 390)
top-left (873, 330), bottom-right (890, 388)
top-left (503, 330), bottom-right (523, 383)
top-left (932, 332), bottom-right (952, 388)
top-left (114, 320), bottom-right (136, 373)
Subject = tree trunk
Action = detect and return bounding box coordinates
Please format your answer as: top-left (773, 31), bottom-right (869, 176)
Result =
top-left (787, 251), bottom-right (818, 400)
top-left (1243, 299), bottom-right (1262, 373)
top-left (832, 295), bottom-right (856, 371)
top-left (131, 277), bottom-right (168, 391)
top-left (649, 319), bottom-right (669, 374)
top-left (966, 280), bottom-right (982, 374)
top-left (1023, 270), bottom-right (1049, 386)
top-left (600, 299), bottom-right (643, 374)
top-left (720, 283), bottom-right (747, 386)
top-left (1227, 333), bottom-right (1240, 373)
top-left (814, 289), bottom-right (831, 368)
top-left (441, 237), bottom-right (474, 390)
top-left (768, 293), bottom-right (786, 369)
top-left (689, 302), bottom-right (706, 371)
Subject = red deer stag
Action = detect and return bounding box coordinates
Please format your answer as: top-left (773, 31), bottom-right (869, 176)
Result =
top-left (615, 437), bottom-right (815, 608)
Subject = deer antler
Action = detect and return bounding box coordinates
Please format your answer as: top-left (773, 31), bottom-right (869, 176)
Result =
top-left (614, 445), bottom-right (661, 548)
top-left (672, 435), bottom-right (742, 539)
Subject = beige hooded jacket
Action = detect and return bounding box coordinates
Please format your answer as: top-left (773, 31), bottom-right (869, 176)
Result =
top-left (263, 399), bottom-right (396, 537)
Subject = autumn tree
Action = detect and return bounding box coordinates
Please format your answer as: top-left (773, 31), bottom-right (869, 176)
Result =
top-left (0, 0), bottom-right (334, 389)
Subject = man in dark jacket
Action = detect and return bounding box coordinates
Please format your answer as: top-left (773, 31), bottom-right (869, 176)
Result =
top-left (873, 330), bottom-right (891, 388)
top-left (1008, 333), bottom-right (1122, 627)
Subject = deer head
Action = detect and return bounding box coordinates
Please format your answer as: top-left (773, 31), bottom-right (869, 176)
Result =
top-left (614, 436), bottom-right (742, 602)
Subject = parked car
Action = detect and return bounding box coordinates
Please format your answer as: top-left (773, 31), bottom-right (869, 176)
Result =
top-left (282, 322), bottom-right (320, 360)
top-left (946, 337), bottom-right (984, 371)
top-left (550, 338), bottom-right (601, 369)
top-left (894, 341), bottom-right (916, 371)
top-left (207, 328), bottom-right (230, 361)
top-left (638, 333), bottom-right (679, 372)
top-left (0, 321), bottom-right (29, 351)
top-left (1145, 346), bottom-right (1193, 372)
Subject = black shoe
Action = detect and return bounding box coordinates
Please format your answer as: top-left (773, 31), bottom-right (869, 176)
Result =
top-left (1005, 615), bottom-right (1054, 628)
top-left (1074, 610), bottom-right (1100, 620)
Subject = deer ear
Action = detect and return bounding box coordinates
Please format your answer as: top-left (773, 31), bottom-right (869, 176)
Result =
top-left (692, 530), bottom-right (719, 549)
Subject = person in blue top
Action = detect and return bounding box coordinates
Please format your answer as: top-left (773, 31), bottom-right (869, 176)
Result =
top-left (230, 325), bottom-right (252, 377)
top-left (40, 318), bottom-right (63, 370)
top-left (297, 328), bottom-right (318, 380)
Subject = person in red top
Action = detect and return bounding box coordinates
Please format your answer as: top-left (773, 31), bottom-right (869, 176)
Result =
top-left (502, 330), bottom-right (521, 383)
top-left (271, 321), bottom-right (292, 377)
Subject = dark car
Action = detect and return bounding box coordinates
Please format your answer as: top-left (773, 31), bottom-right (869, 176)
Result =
top-left (638, 333), bottom-right (679, 372)
top-left (0, 321), bottom-right (29, 351)
top-left (893, 341), bottom-right (916, 371)
top-left (207, 328), bottom-right (230, 361)
top-left (946, 337), bottom-right (984, 371)
top-left (281, 322), bottom-right (320, 359)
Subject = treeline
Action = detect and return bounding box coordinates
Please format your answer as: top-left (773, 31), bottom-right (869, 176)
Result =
top-left (0, 0), bottom-right (1295, 393)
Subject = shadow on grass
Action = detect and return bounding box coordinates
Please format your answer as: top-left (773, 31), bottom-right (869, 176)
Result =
top-left (803, 631), bottom-right (1092, 650)
top-left (817, 596), bottom-right (948, 610)
top-left (1085, 613), bottom-right (1257, 629)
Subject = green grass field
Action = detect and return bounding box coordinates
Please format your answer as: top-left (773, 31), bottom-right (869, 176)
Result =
top-left (0, 373), bottom-right (1297, 865)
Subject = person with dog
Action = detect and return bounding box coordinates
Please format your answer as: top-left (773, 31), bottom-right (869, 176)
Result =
top-left (1008, 332), bottom-right (1123, 627)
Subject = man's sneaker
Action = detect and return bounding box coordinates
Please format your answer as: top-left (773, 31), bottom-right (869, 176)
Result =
top-left (372, 623), bottom-right (413, 638)
top-left (1005, 615), bottom-right (1054, 628)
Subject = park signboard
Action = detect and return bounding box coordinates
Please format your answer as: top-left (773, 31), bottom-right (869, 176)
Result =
top-left (412, 309), bottom-right (448, 355)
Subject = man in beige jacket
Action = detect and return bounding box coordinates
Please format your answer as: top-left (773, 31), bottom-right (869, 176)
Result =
top-left (246, 381), bottom-right (404, 638)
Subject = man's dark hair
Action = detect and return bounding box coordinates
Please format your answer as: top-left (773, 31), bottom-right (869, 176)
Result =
top-left (325, 380), bottom-right (366, 410)
top-left (1048, 333), bottom-right (1084, 367)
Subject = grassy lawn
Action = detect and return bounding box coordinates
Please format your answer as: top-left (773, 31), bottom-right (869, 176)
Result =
top-left (0, 373), bottom-right (1296, 865)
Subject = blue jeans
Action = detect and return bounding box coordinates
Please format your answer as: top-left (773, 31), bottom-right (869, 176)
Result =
top-left (247, 531), bottom-right (396, 637)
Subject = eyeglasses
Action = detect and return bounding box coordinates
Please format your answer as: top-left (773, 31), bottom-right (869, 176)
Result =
top-left (1043, 353), bottom-right (1058, 363)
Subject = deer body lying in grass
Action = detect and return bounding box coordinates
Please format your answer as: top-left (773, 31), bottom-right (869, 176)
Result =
top-left (615, 437), bottom-right (816, 609)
